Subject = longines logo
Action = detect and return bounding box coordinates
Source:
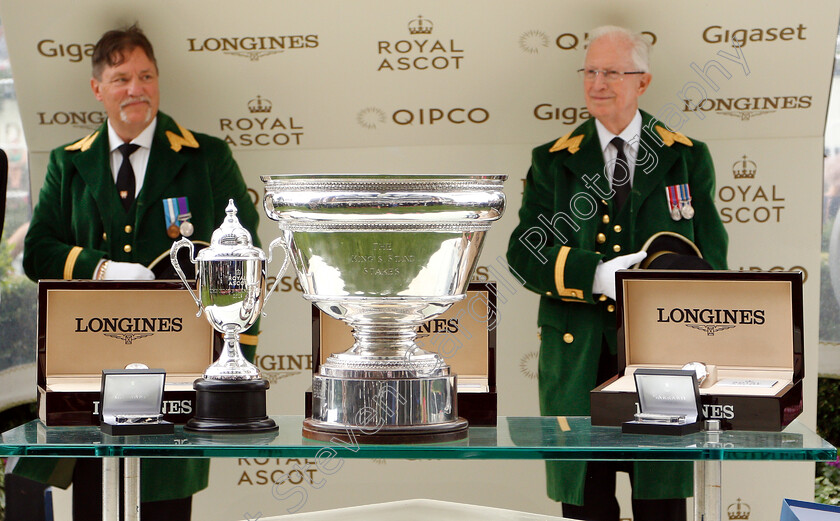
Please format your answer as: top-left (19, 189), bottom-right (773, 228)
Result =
top-left (254, 354), bottom-right (311, 384)
top-left (704, 403), bottom-right (735, 420)
top-left (220, 96), bottom-right (304, 147)
top-left (518, 30), bottom-right (657, 54)
top-left (519, 351), bottom-right (538, 380)
top-left (93, 399), bottom-right (192, 415)
top-left (377, 15), bottom-right (465, 71)
top-left (37, 39), bottom-right (94, 62)
top-left (37, 111), bottom-right (105, 131)
top-left (727, 498), bottom-right (751, 519)
top-left (657, 307), bottom-right (765, 335)
top-left (417, 318), bottom-right (459, 335)
top-left (75, 317), bottom-right (183, 344)
top-left (187, 34), bottom-right (318, 61)
top-left (718, 154), bottom-right (786, 224)
top-left (681, 95), bottom-right (811, 120)
top-left (357, 106), bottom-right (489, 128)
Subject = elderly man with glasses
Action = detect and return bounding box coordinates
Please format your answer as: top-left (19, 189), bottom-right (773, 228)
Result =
top-left (507, 25), bottom-right (728, 521)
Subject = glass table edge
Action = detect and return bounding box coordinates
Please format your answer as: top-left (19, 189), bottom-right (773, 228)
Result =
top-left (0, 416), bottom-right (834, 462)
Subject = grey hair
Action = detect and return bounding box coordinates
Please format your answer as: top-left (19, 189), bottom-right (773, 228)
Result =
top-left (587, 25), bottom-right (650, 72)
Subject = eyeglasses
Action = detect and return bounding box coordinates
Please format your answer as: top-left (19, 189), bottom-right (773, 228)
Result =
top-left (577, 68), bottom-right (646, 83)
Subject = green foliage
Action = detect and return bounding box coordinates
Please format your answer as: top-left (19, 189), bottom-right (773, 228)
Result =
top-left (817, 378), bottom-right (840, 504)
top-left (0, 403), bottom-right (38, 521)
top-left (817, 463), bottom-right (840, 505)
top-left (0, 273), bottom-right (36, 371)
top-left (820, 254), bottom-right (840, 343)
top-left (818, 378), bottom-right (840, 447)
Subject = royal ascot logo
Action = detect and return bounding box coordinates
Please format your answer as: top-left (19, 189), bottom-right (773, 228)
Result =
top-left (518, 30), bottom-right (657, 54)
top-left (253, 354), bottom-right (312, 384)
top-left (36, 39), bottom-right (95, 62)
top-left (237, 458), bottom-right (320, 487)
top-left (357, 106), bottom-right (490, 129)
top-left (519, 351), bottom-right (538, 380)
top-left (377, 15), bottom-right (465, 71)
top-left (727, 498), bottom-right (751, 520)
top-left (681, 94), bottom-right (812, 121)
top-left (732, 155), bottom-right (756, 179)
top-left (718, 154), bottom-right (787, 224)
top-left (74, 316), bottom-right (184, 345)
top-left (702, 23), bottom-right (807, 47)
top-left (187, 34), bottom-right (318, 61)
top-left (408, 15), bottom-right (433, 34)
top-left (220, 96), bottom-right (304, 148)
top-left (37, 110), bottom-right (105, 131)
top-left (248, 95), bottom-right (272, 113)
top-left (656, 307), bottom-right (764, 336)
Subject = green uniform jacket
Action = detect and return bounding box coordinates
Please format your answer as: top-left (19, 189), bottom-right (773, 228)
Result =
top-left (506, 111), bottom-right (728, 505)
top-left (19, 111), bottom-right (261, 502)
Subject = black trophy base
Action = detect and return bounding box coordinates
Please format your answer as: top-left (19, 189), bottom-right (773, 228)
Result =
top-left (185, 378), bottom-right (278, 433)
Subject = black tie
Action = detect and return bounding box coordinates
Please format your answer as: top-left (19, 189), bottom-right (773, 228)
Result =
top-left (116, 143), bottom-right (140, 211)
top-left (611, 137), bottom-right (630, 212)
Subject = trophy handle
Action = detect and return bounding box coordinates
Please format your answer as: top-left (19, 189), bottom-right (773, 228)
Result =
top-left (263, 235), bottom-right (291, 309)
top-left (170, 237), bottom-right (203, 317)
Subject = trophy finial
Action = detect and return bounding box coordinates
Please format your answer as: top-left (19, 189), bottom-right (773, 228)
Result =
top-left (213, 199), bottom-right (253, 248)
top-left (225, 199), bottom-right (237, 218)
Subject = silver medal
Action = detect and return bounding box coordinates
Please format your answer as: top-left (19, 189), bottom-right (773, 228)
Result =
top-left (179, 221), bottom-right (194, 237)
top-left (670, 206), bottom-right (682, 221)
top-left (681, 203), bottom-right (695, 220)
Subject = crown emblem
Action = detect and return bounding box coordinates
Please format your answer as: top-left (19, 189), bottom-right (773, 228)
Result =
top-left (248, 95), bottom-right (272, 114)
top-left (732, 155), bottom-right (756, 179)
top-left (408, 15), bottom-right (433, 35)
top-left (727, 498), bottom-right (750, 520)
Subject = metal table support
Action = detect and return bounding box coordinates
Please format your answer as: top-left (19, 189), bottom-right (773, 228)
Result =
top-left (102, 457), bottom-right (141, 521)
top-left (693, 460), bottom-right (722, 521)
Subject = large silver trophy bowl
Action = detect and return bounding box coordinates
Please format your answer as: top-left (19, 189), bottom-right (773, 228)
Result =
top-left (262, 174), bottom-right (506, 442)
top-left (171, 200), bottom-right (281, 432)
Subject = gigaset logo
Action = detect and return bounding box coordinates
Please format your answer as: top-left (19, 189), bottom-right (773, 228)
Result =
top-left (37, 39), bottom-right (94, 62)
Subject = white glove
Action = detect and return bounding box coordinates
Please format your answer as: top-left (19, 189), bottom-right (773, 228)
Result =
top-left (102, 261), bottom-right (155, 280)
top-left (592, 250), bottom-right (647, 301)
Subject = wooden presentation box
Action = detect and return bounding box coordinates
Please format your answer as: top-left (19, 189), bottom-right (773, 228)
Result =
top-left (37, 280), bottom-right (214, 426)
top-left (307, 282), bottom-right (498, 425)
top-left (591, 271), bottom-right (804, 431)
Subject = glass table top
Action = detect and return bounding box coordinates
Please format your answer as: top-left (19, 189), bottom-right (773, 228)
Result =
top-left (0, 416), bottom-right (834, 461)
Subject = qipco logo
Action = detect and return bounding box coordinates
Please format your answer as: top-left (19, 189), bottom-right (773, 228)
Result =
top-left (554, 31), bottom-right (657, 50)
top-left (391, 107), bottom-right (489, 126)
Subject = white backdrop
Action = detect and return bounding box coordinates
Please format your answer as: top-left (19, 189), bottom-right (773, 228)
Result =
top-left (0, 1), bottom-right (837, 519)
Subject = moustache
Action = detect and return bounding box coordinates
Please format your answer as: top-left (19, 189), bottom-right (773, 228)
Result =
top-left (120, 96), bottom-right (151, 109)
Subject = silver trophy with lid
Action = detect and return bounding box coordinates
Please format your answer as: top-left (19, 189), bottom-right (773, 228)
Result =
top-left (171, 200), bottom-right (283, 432)
top-left (263, 174), bottom-right (506, 442)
